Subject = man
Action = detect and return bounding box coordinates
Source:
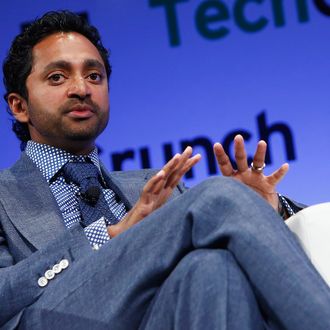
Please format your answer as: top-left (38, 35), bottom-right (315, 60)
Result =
top-left (0, 10), bottom-right (329, 330)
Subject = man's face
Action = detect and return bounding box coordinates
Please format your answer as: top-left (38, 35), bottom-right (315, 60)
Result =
top-left (23, 32), bottom-right (109, 154)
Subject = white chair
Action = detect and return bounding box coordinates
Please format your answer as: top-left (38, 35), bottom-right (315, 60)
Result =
top-left (286, 202), bottom-right (330, 286)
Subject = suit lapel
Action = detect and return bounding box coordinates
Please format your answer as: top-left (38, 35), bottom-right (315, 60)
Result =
top-left (2, 154), bottom-right (66, 250)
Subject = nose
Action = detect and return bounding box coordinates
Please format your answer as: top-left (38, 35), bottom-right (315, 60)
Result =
top-left (67, 77), bottom-right (91, 100)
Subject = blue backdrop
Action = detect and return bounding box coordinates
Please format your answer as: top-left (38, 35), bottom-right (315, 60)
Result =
top-left (1, 0), bottom-right (329, 205)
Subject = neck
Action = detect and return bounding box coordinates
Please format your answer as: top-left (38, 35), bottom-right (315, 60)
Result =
top-left (30, 139), bottom-right (96, 156)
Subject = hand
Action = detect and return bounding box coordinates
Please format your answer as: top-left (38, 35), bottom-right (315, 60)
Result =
top-left (213, 134), bottom-right (289, 210)
top-left (108, 147), bottom-right (201, 237)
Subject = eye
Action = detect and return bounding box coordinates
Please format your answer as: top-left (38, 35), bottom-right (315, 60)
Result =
top-left (48, 73), bottom-right (65, 84)
top-left (88, 72), bottom-right (103, 82)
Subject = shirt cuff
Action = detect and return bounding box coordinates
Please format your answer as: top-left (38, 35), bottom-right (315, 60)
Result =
top-left (278, 193), bottom-right (295, 218)
top-left (84, 216), bottom-right (110, 248)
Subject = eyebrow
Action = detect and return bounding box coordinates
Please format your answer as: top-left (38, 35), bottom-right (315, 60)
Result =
top-left (42, 59), bottom-right (106, 74)
top-left (84, 59), bottom-right (105, 72)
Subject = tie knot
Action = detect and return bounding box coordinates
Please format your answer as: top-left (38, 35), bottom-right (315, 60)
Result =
top-left (62, 161), bottom-right (101, 188)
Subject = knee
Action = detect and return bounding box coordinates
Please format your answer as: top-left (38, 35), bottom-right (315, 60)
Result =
top-left (198, 176), bottom-right (249, 196)
top-left (174, 249), bottom-right (234, 279)
top-left (192, 176), bottom-right (262, 209)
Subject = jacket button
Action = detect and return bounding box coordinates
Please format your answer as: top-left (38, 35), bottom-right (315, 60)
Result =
top-left (59, 259), bottom-right (69, 270)
top-left (53, 263), bottom-right (62, 274)
top-left (38, 276), bottom-right (48, 288)
top-left (45, 269), bottom-right (55, 280)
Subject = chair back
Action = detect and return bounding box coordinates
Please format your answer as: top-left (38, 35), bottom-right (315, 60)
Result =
top-left (286, 202), bottom-right (330, 286)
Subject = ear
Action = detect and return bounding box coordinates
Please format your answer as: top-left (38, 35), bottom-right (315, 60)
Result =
top-left (7, 93), bottom-right (29, 123)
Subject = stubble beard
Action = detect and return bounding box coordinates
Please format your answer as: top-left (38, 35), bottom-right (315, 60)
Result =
top-left (27, 99), bottom-right (109, 147)
top-left (58, 99), bottom-right (109, 142)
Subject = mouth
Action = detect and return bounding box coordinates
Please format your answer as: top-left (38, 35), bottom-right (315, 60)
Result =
top-left (66, 104), bottom-right (95, 119)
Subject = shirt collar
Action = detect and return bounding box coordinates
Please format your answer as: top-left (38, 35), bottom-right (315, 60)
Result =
top-left (25, 141), bottom-right (101, 183)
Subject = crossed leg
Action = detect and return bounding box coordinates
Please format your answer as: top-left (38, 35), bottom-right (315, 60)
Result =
top-left (140, 249), bottom-right (265, 330)
top-left (20, 177), bottom-right (330, 329)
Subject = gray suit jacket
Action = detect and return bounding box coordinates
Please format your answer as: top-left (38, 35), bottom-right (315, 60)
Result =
top-left (0, 153), bottom-right (185, 328)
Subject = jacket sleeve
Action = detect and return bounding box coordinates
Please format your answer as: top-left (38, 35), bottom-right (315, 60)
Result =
top-left (0, 221), bottom-right (92, 327)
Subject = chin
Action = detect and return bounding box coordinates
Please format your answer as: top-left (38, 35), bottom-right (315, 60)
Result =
top-left (66, 128), bottom-right (103, 142)
top-left (63, 120), bottom-right (107, 141)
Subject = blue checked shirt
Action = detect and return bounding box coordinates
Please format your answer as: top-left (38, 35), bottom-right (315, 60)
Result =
top-left (25, 141), bottom-right (127, 248)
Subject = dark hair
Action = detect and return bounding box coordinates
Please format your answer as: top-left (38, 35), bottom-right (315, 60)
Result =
top-left (2, 10), bottom-right (111, 150)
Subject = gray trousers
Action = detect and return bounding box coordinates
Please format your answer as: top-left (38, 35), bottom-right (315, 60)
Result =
top-left (20, 177), bottom-right (330, 329)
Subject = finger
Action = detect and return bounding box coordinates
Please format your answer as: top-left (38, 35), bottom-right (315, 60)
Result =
top-left (166, 153), bottom-right (201, 188)
top-left (149, 152), bottom-right (182, 193)
top-left (213, 142), bottom-right (234, 176)
top-left (180, 154), bottom-right (202, 175)
top-left (162, 147), bottom-right (192, 181)
top-left (140, 170), bottom-right (166, 202)
top-left (268, 163), bottom-right (289, 185)
top-left (141, 147), bottom-right (194, 201)
top-left (164, 147), bottom-right (195, 188)
top-left (161, 153), bottom-right (181, 178)
top-left (252, 140), bottom-right (267, 169)
top-left (234, 135), bottom-right (248, 172)
top-left (156, 154), bottom-right (202, 207)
